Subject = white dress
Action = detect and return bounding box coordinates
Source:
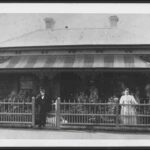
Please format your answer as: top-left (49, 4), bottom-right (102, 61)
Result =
top-left (119, 95), bottom-right (138, 125)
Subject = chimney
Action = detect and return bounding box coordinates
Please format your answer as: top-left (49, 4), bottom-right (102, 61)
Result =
top-left (109, 15), bottom-right (119, 28)
top-left (44, 17), bottom-right (55, 30)
top-left (65, 26), bottom-right (69, 29)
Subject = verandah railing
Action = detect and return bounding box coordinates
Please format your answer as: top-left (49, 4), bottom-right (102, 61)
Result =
top-left (1, 97), bottom-right (150, 130)
top-left (53, 99), bottom-right (150, 130)
top-left (0, 99), bottom-right (35, 127)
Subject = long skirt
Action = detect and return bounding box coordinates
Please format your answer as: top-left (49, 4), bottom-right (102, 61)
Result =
top-left (120, 106), bottom-right (137, 125)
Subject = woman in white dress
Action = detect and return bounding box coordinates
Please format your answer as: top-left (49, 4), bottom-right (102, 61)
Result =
top-left (119, 88), bottom-right (138, 125)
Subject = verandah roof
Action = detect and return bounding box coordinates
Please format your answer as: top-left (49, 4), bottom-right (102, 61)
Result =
top-left (0, 54), bottom-right (149, 69)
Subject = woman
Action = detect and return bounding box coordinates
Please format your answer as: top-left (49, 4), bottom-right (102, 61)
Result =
top-left (119, 88), bottom-right (138, 125)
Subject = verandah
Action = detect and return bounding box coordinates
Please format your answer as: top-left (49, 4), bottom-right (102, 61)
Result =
top-left (0, 70), bottom-right (150, 130)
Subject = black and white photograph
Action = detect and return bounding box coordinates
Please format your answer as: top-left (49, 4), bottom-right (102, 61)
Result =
top-left (0, 3), bottom-right (150, 147)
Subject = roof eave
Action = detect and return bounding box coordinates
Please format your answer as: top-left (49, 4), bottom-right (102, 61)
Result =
top-left (0, 44), bottom-right (150, 52)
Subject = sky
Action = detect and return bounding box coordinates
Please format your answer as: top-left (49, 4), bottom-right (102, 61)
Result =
top-left (0, 13), bottom-right (150, 43)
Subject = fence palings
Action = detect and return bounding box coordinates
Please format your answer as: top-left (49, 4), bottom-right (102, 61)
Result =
top-left (58, 101), bottom-right (150, 130)
top-left (43, 101), bottom-right (57, 128)
top-left (0, 99), bottom-right (35, 127)
top-left (1, 98), bottom-right (150, 130)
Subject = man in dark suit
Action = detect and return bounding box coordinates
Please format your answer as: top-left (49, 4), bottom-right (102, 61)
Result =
top-left (36, 88), bottom-right (51, 128)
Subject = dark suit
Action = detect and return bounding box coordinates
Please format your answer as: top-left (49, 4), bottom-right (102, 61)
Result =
top-left (36, 94), bottom-right (50, 127)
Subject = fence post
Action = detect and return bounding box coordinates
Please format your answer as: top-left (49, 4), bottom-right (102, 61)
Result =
top-left (56, 97), bottom-right (61, 129)
top-left (116, 102), bottom-right (119, 128)
top-left (32, 97), bottom-right (35, 127)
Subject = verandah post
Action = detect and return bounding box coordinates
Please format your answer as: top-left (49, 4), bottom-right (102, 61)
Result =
top-left (116, 102), bottom-right (119, 128)
top-left (32, 97), bottom-right (35, 127)
top-left (56, 97), bottom-right (61, 129)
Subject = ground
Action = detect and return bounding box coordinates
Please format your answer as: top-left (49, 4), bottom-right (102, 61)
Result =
top-left (0, 127), bottom-right (150, 147)
top-left (0, 127), bottom-right (150, 139)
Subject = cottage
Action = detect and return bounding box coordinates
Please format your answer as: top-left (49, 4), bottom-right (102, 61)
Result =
top-left (0, 14), bottom-right (150, 130)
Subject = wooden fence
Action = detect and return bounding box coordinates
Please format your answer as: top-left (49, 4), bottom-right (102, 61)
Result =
top-left (52, 99), bottom-right (150, 131)
top-left (0, 99), bottom-right (35, 127)
top-left (1, 97), bottom-right (150, 131)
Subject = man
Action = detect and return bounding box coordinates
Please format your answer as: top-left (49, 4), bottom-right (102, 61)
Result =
top-left (36, 88), bottom-right (50, 128)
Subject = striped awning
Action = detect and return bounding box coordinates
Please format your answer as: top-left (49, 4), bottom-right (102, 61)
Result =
top-left (0, 54), bottom-right (150, 69)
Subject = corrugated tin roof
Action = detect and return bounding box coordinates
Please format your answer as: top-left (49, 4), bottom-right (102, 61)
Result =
top-left (0, 26), bottom-right (149, 47)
